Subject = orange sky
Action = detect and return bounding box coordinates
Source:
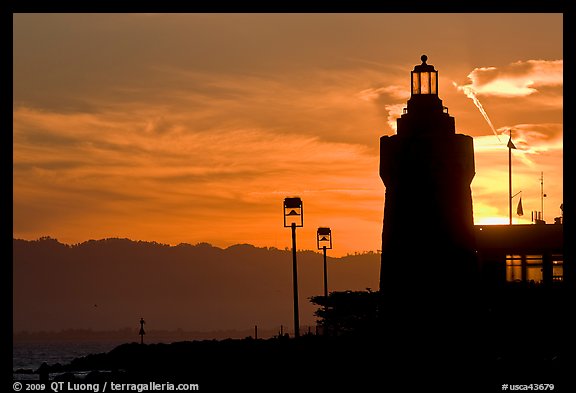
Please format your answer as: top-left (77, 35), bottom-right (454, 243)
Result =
top-left (13, 13), bottom-right (563, 257)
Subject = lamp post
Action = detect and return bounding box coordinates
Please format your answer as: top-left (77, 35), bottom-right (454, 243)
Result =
top-left (317, 227), bottom-right (332, 300)
top-left (284, 197), bottom-right (303, 338)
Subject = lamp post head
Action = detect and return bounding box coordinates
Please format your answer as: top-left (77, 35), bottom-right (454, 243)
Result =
top-left (317, 227), bottom-right (332, 250)
top-left (283, 197), bottom-right (303, 227)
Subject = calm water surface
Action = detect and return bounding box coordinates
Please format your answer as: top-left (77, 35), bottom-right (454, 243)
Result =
top-left (13, 340), bottom-right (130, 380)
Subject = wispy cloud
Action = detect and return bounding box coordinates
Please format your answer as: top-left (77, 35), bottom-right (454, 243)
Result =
top-left (356, 85), bottom-right (408, 102)
top-left (354, 84), bottom-right (408, 133)
top-left (456, 59), bottom-right (562, 98)
top-left (13, 103), bottom-right (382, 252)
top-left (473, 123), bottom-right (562, 157)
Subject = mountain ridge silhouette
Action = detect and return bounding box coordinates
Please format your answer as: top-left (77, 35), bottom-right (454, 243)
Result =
top-left (13, 237), bottom-right (379, 334)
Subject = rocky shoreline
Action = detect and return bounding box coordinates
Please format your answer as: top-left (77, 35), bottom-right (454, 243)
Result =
top-left (15, 333), bottom-right (575, 392)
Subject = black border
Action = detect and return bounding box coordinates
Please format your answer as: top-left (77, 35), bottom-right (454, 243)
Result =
top-left (7, 2), bottom-right (573, 390)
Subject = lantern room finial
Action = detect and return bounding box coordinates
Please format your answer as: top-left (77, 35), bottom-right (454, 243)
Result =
top-left (421, 54), bottom-right (427, 63)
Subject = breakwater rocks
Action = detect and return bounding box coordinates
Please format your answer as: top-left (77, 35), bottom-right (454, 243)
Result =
top-left (33, 333), bottom-right (574, 392)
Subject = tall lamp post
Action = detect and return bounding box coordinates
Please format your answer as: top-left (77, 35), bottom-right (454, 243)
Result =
top-left (317, 227), bottom-right (332, 300)
top-left (284, 197), bottom-right (303, 338)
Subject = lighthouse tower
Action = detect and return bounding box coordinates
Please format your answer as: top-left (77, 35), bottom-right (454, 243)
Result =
top-left (379, 55), bottom-right (477, 310)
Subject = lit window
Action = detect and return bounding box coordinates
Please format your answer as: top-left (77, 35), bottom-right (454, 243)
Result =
top-left (525, 255), bottom-right (543, 284)
top-left (506, 254), bottom-right (522, 282)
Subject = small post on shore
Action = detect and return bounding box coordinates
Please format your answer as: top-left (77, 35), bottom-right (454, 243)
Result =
top-left (139, 317), bottom-right (146, 344)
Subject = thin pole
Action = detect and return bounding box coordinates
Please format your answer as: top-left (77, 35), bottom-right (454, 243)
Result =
top-left (541, 172), bottom-right (544, 221)
top-left (509, 141), bottom-right (512, 225)
top-left (291, 223), bottom-right (300, 338)
top-left (139, 318), bottom-right (145, 345)
top-left (323, 245), bottom-right (329, 335)
top-left (323, 246), bottom-right (328, 299)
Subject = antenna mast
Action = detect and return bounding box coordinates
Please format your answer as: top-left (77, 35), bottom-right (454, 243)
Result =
top-left (540, 171), bottom-right (544, 222)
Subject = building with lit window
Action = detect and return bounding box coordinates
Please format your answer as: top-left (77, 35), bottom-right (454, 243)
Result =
top-left (475, 223), bottom-right (563, 289)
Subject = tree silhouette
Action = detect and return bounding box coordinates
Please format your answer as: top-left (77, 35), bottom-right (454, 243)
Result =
top-left (310, 289), bottom-right (381, 336)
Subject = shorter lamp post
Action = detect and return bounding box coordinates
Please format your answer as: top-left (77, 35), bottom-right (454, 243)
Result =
top-left (317, 227), bottom-right (332, 300)
top-left (284, 197), bottom-right (303, 338)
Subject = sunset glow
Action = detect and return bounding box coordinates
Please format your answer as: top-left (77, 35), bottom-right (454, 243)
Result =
top-left (13, 13), bottom-right (563, 257)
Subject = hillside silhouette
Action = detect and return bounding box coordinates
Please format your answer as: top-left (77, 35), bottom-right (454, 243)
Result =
top-left (13, 237), bottom-right (379, 334)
